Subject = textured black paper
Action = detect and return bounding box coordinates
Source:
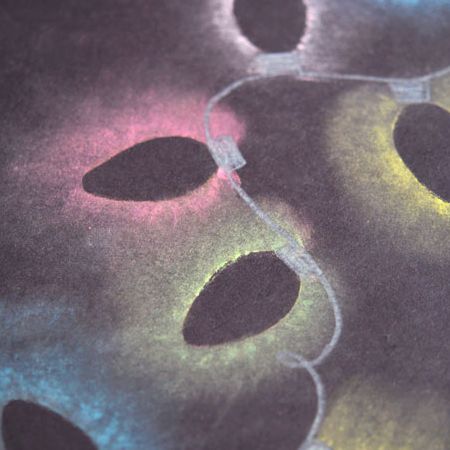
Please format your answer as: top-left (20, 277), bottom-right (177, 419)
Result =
top-left (1, 1), bottom-right (450, 449)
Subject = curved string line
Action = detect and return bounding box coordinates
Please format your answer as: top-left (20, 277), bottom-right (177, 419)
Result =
top-left (310, 272), bottom-right (342, 367)
top-left (203, 73), bottom-right (344, 449)
top-left (300, 362), bottom-right (326, 449)
top-left (204, 74), bottom-right (342, 364)
top-left (202, 49), bottom-right (450, 448)
top-left (229, 173), bottom-right (342, 367)
top-left (204, 75), bottom-right (264, 144)
top-left (300, 62), bottom-right (450, 84)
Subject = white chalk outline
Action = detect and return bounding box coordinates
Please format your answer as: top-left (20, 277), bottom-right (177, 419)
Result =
top-left (203, 50), bottom-right (450, 449)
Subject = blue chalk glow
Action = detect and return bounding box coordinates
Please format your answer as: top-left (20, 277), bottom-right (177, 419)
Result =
top-left (0, 361), bottom-right (145, 450)
top-left (0, 292), bottom-right (168, 450)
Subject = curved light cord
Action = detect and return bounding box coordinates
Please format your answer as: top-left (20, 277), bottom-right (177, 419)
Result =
top-left (202, 50), bottom-right (450, 449)
top-left (203, 74), bottom-right (341, 450)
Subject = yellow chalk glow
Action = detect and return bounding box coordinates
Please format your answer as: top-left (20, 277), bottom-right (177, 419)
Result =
top-left (103, 193), bottom-right (337, 400)
top-left (318, 378), bottom-right (450, 450)
top-left (326, 79), bottom-right (450, 259)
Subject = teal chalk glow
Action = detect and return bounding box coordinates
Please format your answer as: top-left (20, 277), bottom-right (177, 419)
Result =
top-left (0, 293), bottom-right (166, 450)
top-left (0, 349), bottom-right (161, 450)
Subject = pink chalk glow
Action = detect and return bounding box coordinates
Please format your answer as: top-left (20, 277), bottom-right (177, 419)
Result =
top-left (12, 89), bottom-right (246, 228)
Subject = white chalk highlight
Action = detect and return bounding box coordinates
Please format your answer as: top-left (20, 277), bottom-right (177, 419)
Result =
top-left (209, 135), bottom-right (246, 172)
top-left (389, 79), bottom-right (431, 103)
top-left (251, 52), bottom-right (303, 77)
top-left (202, 42), bottom-right (450, 450)
top-left (251, 49), bottom-right (450, 103)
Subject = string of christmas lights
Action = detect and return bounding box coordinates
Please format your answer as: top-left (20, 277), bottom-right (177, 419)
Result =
top-left (202, 46), bottom-right (450, 450)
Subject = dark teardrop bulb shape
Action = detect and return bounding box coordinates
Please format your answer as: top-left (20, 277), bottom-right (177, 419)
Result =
top-left (82, 136), bottom-right (217, 201)
top-left (394, 103), bottom-right (450, 202)
top-left (183, 251), bottom-right (300, 346)
top-left (2, 400), bottom-right (97, 450)
top-left (233, 0), bottom-right (306, 52)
